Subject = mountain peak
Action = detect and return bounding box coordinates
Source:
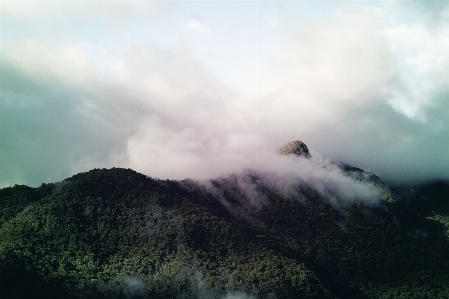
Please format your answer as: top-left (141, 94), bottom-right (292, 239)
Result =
top-left (279, 140), bottom-right (311, 158)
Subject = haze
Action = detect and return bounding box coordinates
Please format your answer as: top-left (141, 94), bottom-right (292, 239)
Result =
top-left (1, 0), bottom-right (448, 187)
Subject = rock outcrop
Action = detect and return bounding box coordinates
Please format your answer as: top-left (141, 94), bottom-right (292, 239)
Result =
top-left (278, 140), bottom-right (311, 158)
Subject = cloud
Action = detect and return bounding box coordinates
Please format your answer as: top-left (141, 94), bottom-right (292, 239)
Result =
top-left (1, 1), bottom-right (449, 188)
top-left (228, 6), bottom-right (449, 184)
top-left (0, 0), bottom-right (162, 49)
top-left (391, 0), bottom-right (449, 27)
top-left (185, 19), bottom-right (212, 35)
top-left (385, 22), bottom-right (449, 123)
top-left (238, 13), bottom-right (389, 126)
top-left (1, 0), bottom-right (160, 23)
top-left (189, 266), bottom-right (258, 299)
top-left (122, 276), bottom-right (146, 298)
top-left (0, 41), bottom-right (137, 186)
top-left (197, 153), bottom-right (382, 211)
top-left (221, 291), bottom-right (258, 299)
top-left (0, 39), bottom-right (240, 186)
top-left (94, 275), bottom-right (147, 298)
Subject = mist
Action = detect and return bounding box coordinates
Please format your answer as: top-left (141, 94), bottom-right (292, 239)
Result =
top-left (90, 266), bottom-right (259, 299)
top-left (196, 152), bottom-right (383, 212)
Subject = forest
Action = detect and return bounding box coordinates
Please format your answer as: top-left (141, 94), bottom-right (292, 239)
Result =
top-left (1, 167), bottom-right (449, 299)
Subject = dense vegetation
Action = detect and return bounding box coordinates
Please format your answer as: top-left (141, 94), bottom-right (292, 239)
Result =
top-left (1, 168), bottom-right (448, 298)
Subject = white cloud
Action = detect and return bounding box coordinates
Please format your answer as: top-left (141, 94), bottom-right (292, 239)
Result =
top-left (184, 19), bottom-right (212, 35)
top-left (1, 0), bottom-right (159, 22)
top-left (239, 13), bottom-right (389, 128)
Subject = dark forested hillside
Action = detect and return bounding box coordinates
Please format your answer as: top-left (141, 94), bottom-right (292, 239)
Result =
top-left (1, 167), bottom-right (449, 299)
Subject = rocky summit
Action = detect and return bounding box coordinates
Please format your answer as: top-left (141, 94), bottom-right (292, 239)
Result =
top-left (278, 140), bottom-right (311, 158)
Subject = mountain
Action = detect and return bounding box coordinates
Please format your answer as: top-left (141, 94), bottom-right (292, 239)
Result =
top-left (1, 142), bottom-right (449, 299)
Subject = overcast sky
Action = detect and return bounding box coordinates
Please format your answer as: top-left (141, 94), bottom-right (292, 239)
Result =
top-left (1, 0), bottom-right (448, 187)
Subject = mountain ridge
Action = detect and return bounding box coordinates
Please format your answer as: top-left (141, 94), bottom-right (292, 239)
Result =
top-left (1, 146), bottom-right (449, 298)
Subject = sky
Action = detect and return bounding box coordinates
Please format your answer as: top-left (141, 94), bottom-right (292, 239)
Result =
top-left (1, 0), bottom-right (448, 188)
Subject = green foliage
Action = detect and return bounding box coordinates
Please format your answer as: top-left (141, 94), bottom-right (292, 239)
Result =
top-left (1, 168), bottom-right (449, 298)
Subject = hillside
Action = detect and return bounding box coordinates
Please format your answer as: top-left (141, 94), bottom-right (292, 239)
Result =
top-left (1, 165), bottom-right (449, 298)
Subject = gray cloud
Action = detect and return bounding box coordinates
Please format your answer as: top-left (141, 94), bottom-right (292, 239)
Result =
top-left (392, 0), bottom-right (449, 27)
top-left (1, 2), bottom-right (448, 188)
top-left (0, 49), bottom-right (136, 186)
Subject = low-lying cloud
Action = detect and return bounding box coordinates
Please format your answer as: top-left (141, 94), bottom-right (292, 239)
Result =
top-left (197, 153), bottom-right (383, 211)
top-left (92, 265), bottom-right (259, 299)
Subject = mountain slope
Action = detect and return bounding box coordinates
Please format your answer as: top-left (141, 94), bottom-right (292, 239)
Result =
top-left (1, 167), bottom-right (449, 298)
